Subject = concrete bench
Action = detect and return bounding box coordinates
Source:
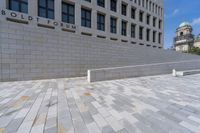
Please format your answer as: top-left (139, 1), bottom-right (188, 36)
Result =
top-left (173, 69), bottom-right (200, 76)
top-left (88, 60), bottom-right (200, 82)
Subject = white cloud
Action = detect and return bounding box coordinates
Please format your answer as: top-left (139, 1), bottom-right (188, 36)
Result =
top-left (172, 9), bottom-right (179, 16)
top-left (191, 18), bottom-right (200, 26)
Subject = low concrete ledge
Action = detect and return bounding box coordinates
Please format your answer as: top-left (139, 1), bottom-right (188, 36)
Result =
top-left (87, 60), bottom-right (200, 82)
top-left (174, 69), bottom-right (200, 76)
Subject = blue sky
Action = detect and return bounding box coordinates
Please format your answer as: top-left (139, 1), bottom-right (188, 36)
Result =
top-left (164, 0), bottom-right (200, 49)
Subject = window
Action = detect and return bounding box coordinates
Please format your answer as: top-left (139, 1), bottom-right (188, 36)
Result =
top-left (153, 31), bottom-right (156, 42)
top-left (110, 0), bottom-right (117, 12)
top-left (152, 3), bottom-right (155, 13)
top-left (121, 3), bottom-right (127, 16)
top-left (81, 8), bottom-right (91, 28)
top-left (158, 33), bottom-right (162, 44)
top-left (146, 29), bottom-right (150, 41)
top-left (146, 0), bottom-right (149, 9)
top-left (62, 2), bottom-right (75, 24)
top-left (131, 24), bottom-right (136, 38)
top-left (149, 1), bottom-right (152, 11)
top-left (110, 17), bottom-right (117, 34)
top-left (97, 13), bottom-right (105, 31)
top-left (97, 0), bottom-right (105, 7)
top-left (139, 26), bottom-right (143, 40)
top-left (139, 11), bottom-right (143, 22)
top-left (131, 7), bottom-right (136, 19)
top-left (142, 0), bottom-right (144, 7)
top-left (38, 0), bottom-right (54, 19)
top-left (159, 20), bottom-right (162, 29)
top-left (9, 0), bottom-right (28, 13)
top-left (121, 20), bottom-right (127, 36)
top-left (153, 17), bottom-right (156, 27)
top-left (146, 14), bottom-right (150, 25)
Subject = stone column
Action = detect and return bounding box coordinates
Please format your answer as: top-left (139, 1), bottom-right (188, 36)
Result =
top-left (91, 0), bottom-right (97, 36)
top-left (106, 0), bottom-right (110, 34)
top-left (0, 0), bottom-right (6, 9)
top-left (117, 0), bottom-right (121, 38)
top-left (75, 1), bottom-right (81, 34)
top-left (55, 0), bottom-right (62, 21)
top-left (29, 0), bottom-right (37, 16)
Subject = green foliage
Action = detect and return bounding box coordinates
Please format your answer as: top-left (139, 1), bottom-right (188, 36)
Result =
top-left (189, 47), bottom-right (200, 55)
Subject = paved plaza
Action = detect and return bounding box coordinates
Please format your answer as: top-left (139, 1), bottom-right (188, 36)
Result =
top-left (0, 74), bottom-right (200, 133)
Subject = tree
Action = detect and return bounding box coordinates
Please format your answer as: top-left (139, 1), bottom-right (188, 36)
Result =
top-left (189, 47), bottom-right (200, 55)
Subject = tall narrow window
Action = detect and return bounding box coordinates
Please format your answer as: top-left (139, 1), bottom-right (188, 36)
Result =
top-left (146, 14), bottom-right (150, 25)
top-left (38, 0), bottom-right (54, 19)
top-left (159, 20), bottom-right (162, 29)
top-left (146, 29), bottom-right (150, 41)
top-left (139, 11), bottom-right (144, 22)
top-left (97, 13), bottom-right (105, 31)
top-left (81, 8), bottom-right (91, 28)
top-left (158, 33), bottom-right (162, 44)
top-left (121, 20), bottom-right (127, 36)
top-left (131, 7), bottom-right (136, 19)
top-left (9, 0), bottom-right (28, 13)
top-left (121, 3), bottom-right (127, 16)
top-left (110, 0), bottom-right (117, 12)
top-left (131, 24), bottom-right (136, 38)
top-left (62, 2), bottom-right (75, 24)
top-left (97, 0), bottom-right (105, 7)
top-left (139, 26), bottom-right (143, 40)
top-left (153, 17), bottom-right (157, 27)
top-left (153, 31), bottom-right (156, 42)
top-left (110, 17), bottom-right (117, 34)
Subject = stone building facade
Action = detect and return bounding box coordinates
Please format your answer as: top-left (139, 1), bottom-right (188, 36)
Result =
top-left (0, 0), bottom-right (199, 82)
top-left (174, 22), bottom-right (200, 52)
top-left (194, 34), bottom-right (200, 48)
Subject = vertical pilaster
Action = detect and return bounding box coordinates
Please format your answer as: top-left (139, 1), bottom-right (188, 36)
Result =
top-left (0, 0), bottom-right (6, 9)
top-left (106, 0), bottom-right (110, 34)
top-left (55, 0), bottom-right (62, 21)
top-left (75, 1), bottom-right (81, 34)
top-left (29, 0), bottom-right (37, 16)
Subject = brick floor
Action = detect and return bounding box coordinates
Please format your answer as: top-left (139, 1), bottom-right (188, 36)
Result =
top-left (0, 74), bottom-right (200, 133)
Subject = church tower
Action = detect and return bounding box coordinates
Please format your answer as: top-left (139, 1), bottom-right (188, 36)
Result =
top-left (173, 22), bottom-right (194, 52)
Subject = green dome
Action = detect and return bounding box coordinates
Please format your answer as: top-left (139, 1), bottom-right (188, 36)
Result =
top-left (179, 22), bottom-right (190, 28)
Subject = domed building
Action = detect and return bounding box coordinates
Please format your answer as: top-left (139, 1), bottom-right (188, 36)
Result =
top-left (173, 22), bottom-right (200, 52)
top-left (173, 22), bottom-right (194, 52)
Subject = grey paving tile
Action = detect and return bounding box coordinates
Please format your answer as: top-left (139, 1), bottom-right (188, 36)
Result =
top-left (0, 74), bottom-right (200, 133)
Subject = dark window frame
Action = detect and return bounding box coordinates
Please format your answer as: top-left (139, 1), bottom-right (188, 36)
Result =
top-left (97, 13), bottom-right (105, 31)
top-left (121, 20), bottom-right (127, 36)
top-left (38, 0), bottom-right (55, 19)
top-left (121, 3), bottom-right (127, 16)
top-left (131, 24), bottom-right (136, 38)
top-left (110, 0), bottom-right (117, 12)
top-left (81, 8), bottom-right (92, 28)
top-left (110, 17), bottom-right (117, 34)
top-left (97, 0), bottom-right (105, 7)
top-left (9, 0), bottom-right (28, 13)
top-left (62, 2), bottom-right (75, 24)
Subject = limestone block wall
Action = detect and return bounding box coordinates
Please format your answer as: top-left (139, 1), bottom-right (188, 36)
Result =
top-left (0, 21), bottom-right (199, 81)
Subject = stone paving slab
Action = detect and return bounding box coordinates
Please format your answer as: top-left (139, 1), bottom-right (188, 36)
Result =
top-left (0, 74), bottom-right (200, 133)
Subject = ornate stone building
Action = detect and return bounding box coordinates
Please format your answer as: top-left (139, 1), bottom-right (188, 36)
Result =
top-left (174, 22), bottom-right (200, 52)
top-left (194, 34), bottom-right (200, 48)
